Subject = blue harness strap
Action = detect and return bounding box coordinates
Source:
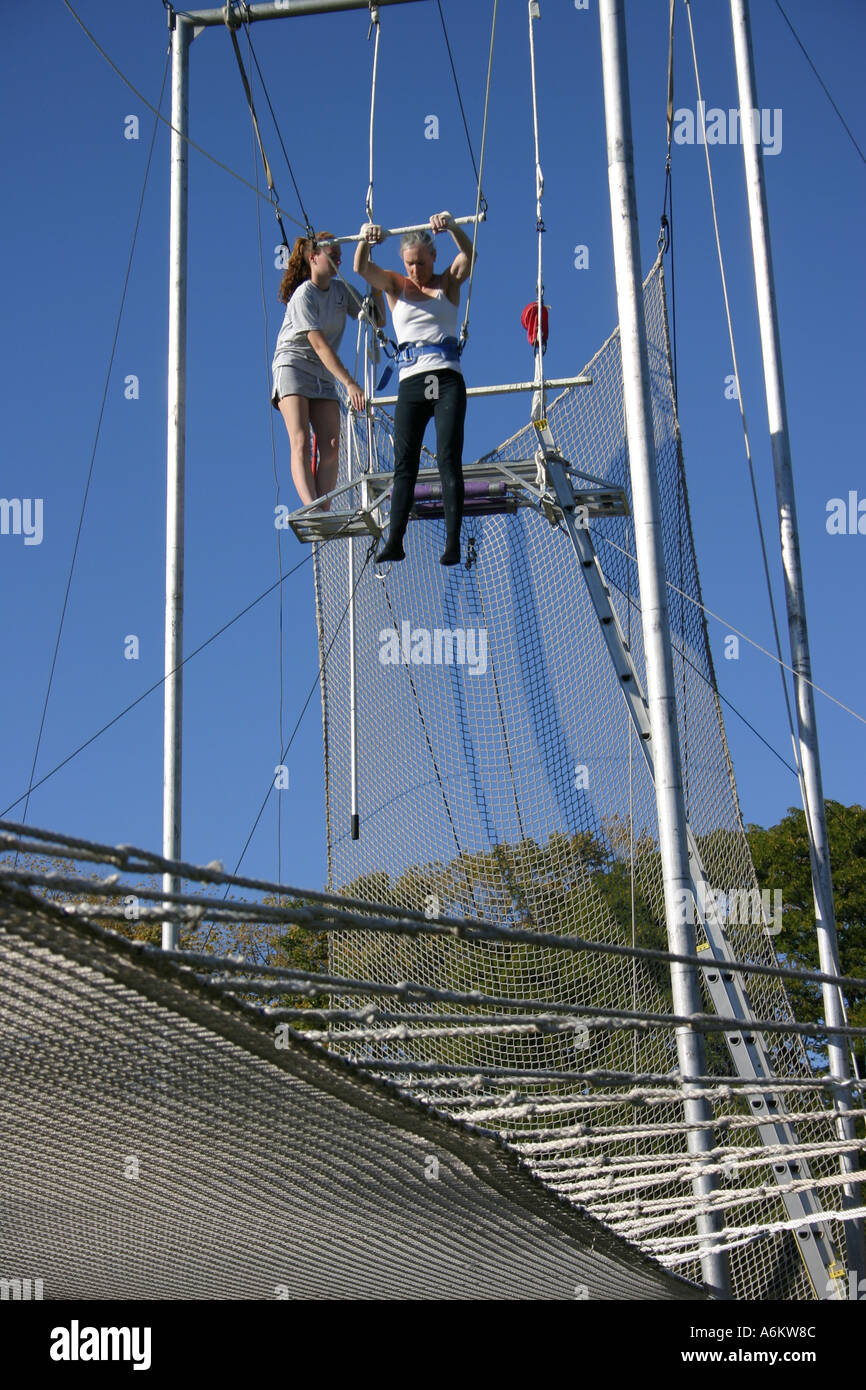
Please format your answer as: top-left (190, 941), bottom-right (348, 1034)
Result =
top-left (376, 336), bottom-right (462, 391)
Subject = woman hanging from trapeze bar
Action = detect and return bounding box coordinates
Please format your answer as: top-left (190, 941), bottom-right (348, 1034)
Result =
top-left (354, 212), bottom-right (476, 566)
top-left (272, 232), bottom-right (383, 508)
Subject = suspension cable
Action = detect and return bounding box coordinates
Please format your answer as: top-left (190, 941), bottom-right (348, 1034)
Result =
top-left (0, 522), bottom-right (390, 821)
top-left (595, 527), bottom-right (866, 728)
top-left (248, 56), bottom-right (288, 885)
top-left (225, 7), bottom-right (307, 243)
top-left (527, 1), bottom-right (545, 406)
top-left (435, 0), bottom-right (482, 188)
top-left (16, 48), bottom-right (171, 845)
top-left (682, 0), bottom-right (804, 805)
top-left (226, 537), bottom-right (378, 885)
top-left (238, 16), bottom-right (319, 239)
top-left (660, 0), bottom-right (678, 403)
top-left (773, 0), bottom-right (866, 169)
top-left (61, 0), bottom-right (308, 234)
top-left (366, 4), bottom-right (381, 223)
top-left (661, 3), bottom-right (688, 814)
top-left (458, 0), bottom-right (497, 350)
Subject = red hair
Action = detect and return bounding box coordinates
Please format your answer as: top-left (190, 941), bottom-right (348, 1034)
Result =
top-left (278, 230), bottom-right (337, 304)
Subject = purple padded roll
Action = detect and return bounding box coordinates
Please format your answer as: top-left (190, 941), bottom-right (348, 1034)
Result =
top-left (413, 478), bottom-right (507, 501)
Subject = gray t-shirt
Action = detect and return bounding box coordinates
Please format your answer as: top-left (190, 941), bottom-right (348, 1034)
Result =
top-left (272, 278), bottom-right (362, 382)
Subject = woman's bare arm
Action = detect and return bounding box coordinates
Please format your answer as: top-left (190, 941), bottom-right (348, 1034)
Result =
top-left (354, 226), bottom-right (403, 304)
top-left (432, 212), bottom-right (476, 296)
top-left (306, 330), bottom-right (364, 411)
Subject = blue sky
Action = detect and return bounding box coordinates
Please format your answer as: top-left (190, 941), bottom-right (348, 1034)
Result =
top-left (1, 0), bottom-right (864, 891)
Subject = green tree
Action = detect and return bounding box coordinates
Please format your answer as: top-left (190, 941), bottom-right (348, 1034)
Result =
top-left (0, 851), bottom-right (164, 945)
top-left (747, 801), bottom-right (866, 1071)
top-left (331, 829), bottom-right (679, 1081)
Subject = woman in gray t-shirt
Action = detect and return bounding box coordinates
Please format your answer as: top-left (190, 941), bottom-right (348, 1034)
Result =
top-left (272, 233), bottom-right (378, 507)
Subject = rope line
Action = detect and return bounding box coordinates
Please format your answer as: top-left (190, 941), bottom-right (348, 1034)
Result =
top-left (6, 832), bottom-right (860, 1272)
top-left (477, 1105), bottom-right (866, 1140)
top-left (5, 820), bottom-right (866, 997)
top-left (16, 51), bottom-right (171, 835)
top-left (249, 70), bottom-right (288, 884)
top-left (527, 0), bottom-right (544, 404)
top-left (7, 853), bottom-right (864, 1083)
top-left (226, 20), bottom-right (294, 246)
top-left (237, 15), bottom-right (316, 236)
top-left (380, 588), bottom-right (470, 879)
top-left (1, 552), bottom-right (318, 817)
top-left (366, 4), bottom-right (381, 223)
top-left (594, 529), bottom-right (866, 728)
top-left (684, 4), bottom-right (863, 1097)
top-left (593, 1168), bottom-right (866, 1231)
top-left (774, 0), bottom-right (866, 168)
top-left (435, 0), bottom-right (481, 186)
top-left (293, 1007), bottom-right (866, 1044)
top-left (598, 544), bottom-right (800, 777)
top-left (682, 0), bottom-right (804, 798)
top-left (661, 0), bottom-right (678, 401)
top-left (337, 1059), bottom-right (859, 1091)
top-left (457, 0), bottom-right (496, 350)
top-left (526, 1139), bottom-right (866, 1181)
top-left (60, 0), bottom-right (307, 234)
top-left (647, 1203), bottom-right (866, 1262)
top-left (224, 531), bottom-right (377, 887)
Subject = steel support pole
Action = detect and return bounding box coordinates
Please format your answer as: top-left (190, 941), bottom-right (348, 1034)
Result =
top-left (729, 0), bottom-right (864, 1281)
top-left (347, 536), bottom-right (359, 840)
top-left (346, 401), bottom-right (360, 841)
top-left (598, 0), bottom-right (730, 1298)
top-left (162, 15), bottom-right (190, 951)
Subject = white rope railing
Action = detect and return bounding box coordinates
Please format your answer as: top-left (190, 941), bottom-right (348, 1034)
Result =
top-left (4, 823), bottom-right (864, 997)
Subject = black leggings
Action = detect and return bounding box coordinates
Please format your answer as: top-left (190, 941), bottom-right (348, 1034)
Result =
top-left (388, 368), bottom-right (467, 546)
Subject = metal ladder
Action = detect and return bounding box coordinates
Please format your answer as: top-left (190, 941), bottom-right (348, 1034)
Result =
top-left (538, 438), bottom-right (847, 1298)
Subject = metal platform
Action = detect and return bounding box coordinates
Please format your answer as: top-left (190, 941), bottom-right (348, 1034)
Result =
top-left (287, 456), bottom-right (630, 544)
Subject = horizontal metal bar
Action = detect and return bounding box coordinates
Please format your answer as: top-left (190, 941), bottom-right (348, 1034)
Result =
top-left (183, 0), bottom-right (425, 28)
top-left (372, 376), bottom-right (593, 406)
top-left (333, 214), bottom-right (484, 245)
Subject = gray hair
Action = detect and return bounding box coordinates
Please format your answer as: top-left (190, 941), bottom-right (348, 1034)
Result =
top-left (400, 229), bottom-right (435, 256)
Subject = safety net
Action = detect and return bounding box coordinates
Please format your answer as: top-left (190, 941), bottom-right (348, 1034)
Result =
top-left (311, 254), bottom-right (851, 1300)
top-left (0, 867), bottom-right (704, 1301)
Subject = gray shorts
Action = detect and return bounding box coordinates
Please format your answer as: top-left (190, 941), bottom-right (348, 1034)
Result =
top-left (271, 363), bottom-right (339, 408)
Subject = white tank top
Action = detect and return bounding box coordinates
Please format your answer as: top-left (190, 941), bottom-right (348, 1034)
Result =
top-left (390, 287), bottom-right (462, 381)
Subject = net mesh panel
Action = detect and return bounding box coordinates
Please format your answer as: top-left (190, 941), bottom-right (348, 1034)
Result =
top-left (0, 888), bottom-right (706, 1301)
top-left (313, 257), bottom-right (841, 1300)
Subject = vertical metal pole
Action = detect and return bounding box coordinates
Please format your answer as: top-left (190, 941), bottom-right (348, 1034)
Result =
top-left (598, 0), bottom-right (730, 1298)
top-left (162, 14), bottom-right (190, 950)
top-left (730, 0), bottom-right (864, 1278)
top-left (346, 401), bottom-right (360, 842)
top-left (348, 535), bottom-right (359, 840)
top-left (528, 1), bottom-right (545, 423)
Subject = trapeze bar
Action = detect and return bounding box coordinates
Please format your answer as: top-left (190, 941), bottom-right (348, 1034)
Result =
top-left (184, 0), bottom-right (425, 28)
top-left (333, 214), bottom-right (485, 246)
top-left (371, 375), bottom-right (593, 407)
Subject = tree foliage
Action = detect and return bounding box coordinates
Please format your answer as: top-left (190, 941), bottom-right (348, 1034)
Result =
top-left (747, 801), bottom-right (866, 1069)
top-left (8, 802), bottom-right (862, 1073)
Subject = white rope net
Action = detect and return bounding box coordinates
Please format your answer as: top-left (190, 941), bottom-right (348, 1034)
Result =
top-left (1, 821), bottom-right (862, 1299)
top-left (311, 255), bottom-right (854, 1300)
